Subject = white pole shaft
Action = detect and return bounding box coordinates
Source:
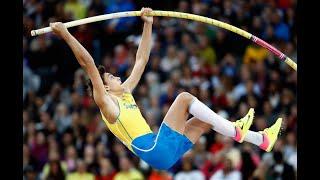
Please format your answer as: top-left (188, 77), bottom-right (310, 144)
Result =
top-left (31, 11), bottom-right (141, 36)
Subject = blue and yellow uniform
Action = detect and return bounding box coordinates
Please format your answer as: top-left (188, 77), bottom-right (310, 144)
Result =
top-left (101, 92), bottom-right (193, 170)
top-left (101, 92), bottom-right (153, 152)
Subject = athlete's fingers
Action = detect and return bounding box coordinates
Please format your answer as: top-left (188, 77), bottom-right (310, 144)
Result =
top-left (141, 7), bottom-right (146, 17)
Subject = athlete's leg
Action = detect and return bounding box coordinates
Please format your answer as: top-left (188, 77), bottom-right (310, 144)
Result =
top-left (183, 117), bottom-right (212, 143)
top-left (188, 97), bottom-right (236, 137)
top-left (183, 117), bottom-right (263, 145)
top-left (164, 92), bottom-right (253, 142)
top-left (244, 130), bottom-right (264, 146)
top-left (188, 97), bottom-right (255, 142)
top-left (183, 118), bottom-right (260, 145)
top-left (163, 92), bottom-right (194, 134)
top-left (163, 92), bottom-right (238, 138)
top-left (182, 117), bottom-right (281, 153)
top-left (245, 118), bottom-right (283, 152)
top-left (182, 117), bottom-right (277, 150)
top-left (163, 92), bottom-right (281, 152)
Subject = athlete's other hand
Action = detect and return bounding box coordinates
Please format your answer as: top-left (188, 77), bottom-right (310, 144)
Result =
top-left (141, 7), bottom-right (153, 24)
top-left (50, 22), bottom-right (69, 38)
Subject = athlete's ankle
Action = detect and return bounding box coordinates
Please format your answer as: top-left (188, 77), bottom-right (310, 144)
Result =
top-left (233, 127), bottom-right (242, 142)
top-left (258, 132), bottom-right (269, 151)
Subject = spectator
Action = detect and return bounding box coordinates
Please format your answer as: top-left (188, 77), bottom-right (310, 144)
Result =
top-left (271, 9), bottom-right (290, 42)
top-left (23, 143), bottom-right (37, 172)
top-left (220, 53), bottom-right (236, 78)
top-left (88, 0), bottom-right (105, 16)
top-left (210, 157), bottom-right (241, 180)
top-left (201, 152), bottom-right (224, 179)
top-left (73, 25), bottom-right (94, 54)
top-left (24, 165), bottom-right (40, 180)
top-left (145, 71), bottom-right (161, 97)
top-left (160, 45), bottom-right (180, 73)
top-left (67, 159), bottom-right (95, 180)
top-left (252, 162), bottom-right (268, 180)
top-left (104, 0), bottom-right (136, 33)
top-left (159, 82), bottom-right (177, 107)
top-left (267, 151), bottom-right (296, 180)
top-left (114, 156), bottom-right (144, 180)
top-left (193, 136), bottom-right (208, 169)
top-left (64, 145), bottom-right (78, 172)
top-left (283, 131), bottom-right (297, 171)
top-left (174, 152), bottom-right (205, 180)
top-left (41, 150), bottom-right (67, 179)
top-left (198, 35), bottom-right (217, 66)
top-left (243, 44), bottom-right (269, 64)
top-left (44, 160), bottom-right (67, 180)
top-left (54, 103), bottom-right (72, 134)
top-left (83, 145), bottom-right (98, 172)
top-left (30, 131), bottom-right (49, 171)
top-left (95, 142), bottom-right (108, 160)
top-left (240, 144), bottom-right (260, 180)
top-left (23, 58), bottom-right (41, 100)
top-left (95, 158), bottom-right (117, 180)
top-left (148, 170), bottom-right (173, 180)
top-left (64, 0), bottom-right (87, 20)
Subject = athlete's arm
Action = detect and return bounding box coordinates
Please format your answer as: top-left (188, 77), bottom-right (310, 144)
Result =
top-left (50, 22), bottom-right (119, 120)
top-left (122, 8), bottom-right (153, 92)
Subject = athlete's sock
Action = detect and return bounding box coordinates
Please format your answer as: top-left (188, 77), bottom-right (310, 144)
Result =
top-left (188, 98), bottom-right (236, 137)
top-left (243, 130), bottom-right (264, 146)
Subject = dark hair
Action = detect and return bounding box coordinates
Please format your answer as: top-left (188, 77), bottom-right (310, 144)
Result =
top-left (86, 65), bottom-right (106, 97)
top-left (46, 160), bottom-right (66, 180)
top-left (273, 151), bottom-right (283, 163)
top-left (241, 151), bottom-right (256, 180)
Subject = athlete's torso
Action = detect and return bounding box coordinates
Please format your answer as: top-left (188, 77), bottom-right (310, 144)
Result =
top-left (100, 92), bottom-right (153, 152)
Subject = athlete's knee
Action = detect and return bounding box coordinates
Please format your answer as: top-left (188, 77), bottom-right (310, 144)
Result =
top-left (176, 92), bottom-right (194, 104)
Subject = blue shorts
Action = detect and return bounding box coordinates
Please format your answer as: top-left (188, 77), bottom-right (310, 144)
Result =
top-left (131, 122), bottom-right (194, 170)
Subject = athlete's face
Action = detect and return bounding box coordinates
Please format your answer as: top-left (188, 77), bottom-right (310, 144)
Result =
top-left (103, 73), bottom-right (122, 91)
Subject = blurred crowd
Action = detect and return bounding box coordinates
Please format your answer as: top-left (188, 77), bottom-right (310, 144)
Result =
top-left (23, 0), bottom-right (297, 179)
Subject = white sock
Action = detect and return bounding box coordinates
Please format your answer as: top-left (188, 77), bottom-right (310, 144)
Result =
top-left (188, 98), bottom-right (236, 137)
top-left (243, 131), bottom-right (263, 146)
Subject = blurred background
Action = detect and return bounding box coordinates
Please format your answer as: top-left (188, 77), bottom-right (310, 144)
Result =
top-left (23, 0), bottom-right (297, 179)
